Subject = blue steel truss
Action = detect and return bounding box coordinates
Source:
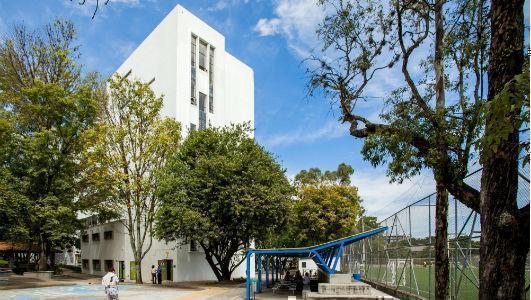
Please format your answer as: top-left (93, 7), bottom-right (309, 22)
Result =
top-left (245, 227), bottom-right (388, 299)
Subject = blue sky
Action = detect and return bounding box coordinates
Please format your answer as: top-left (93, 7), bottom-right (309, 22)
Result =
top-left (2, 0), bottom-right (526, 219)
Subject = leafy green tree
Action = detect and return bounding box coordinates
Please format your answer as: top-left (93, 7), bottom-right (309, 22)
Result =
top-left (307, 0), bottom-right (489, 296)
top-left (89, 74), bottom-right (181, 283)
top-left (155, 124), bottom-right (292, 281)
top-left (0, 20), bottom-right (104, 270)
top-left (293, 184), bottom-right (362, 246)
top-left (295, 163), bottom-right (354, 186)
top-left (291, 164), bottom-right (362, 246)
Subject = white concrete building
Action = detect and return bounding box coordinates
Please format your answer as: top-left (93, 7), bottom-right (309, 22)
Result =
top-left (80, 4), bottom-right (254, 282)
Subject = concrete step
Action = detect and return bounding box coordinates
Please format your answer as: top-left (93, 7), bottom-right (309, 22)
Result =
top-left (318, 282), bottom-right (371, 295)
top-left (304, 291), bottom-right (395, 299)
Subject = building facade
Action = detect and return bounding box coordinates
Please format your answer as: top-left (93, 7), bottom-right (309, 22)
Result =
top-left (80, 4), bottom-right (254, 282)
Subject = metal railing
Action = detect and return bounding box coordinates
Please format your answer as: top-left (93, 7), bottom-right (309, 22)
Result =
top-left (342, 167), bottom-right (530, 299)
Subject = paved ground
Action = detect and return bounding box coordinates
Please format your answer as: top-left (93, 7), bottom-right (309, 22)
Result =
top-left (0, 283), bottom-right (245, 299)
top-left (0, 270), bottom-right (246, 300)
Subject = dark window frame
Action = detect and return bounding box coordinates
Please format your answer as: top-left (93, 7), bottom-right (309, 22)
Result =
top-left (199, 40), bottom-right (207, 71)
top-left (92, 259), bottom-right (101, 271)
top-left (190, 240), bottom-right (198, 252)
top-left (82, 259), bottom-right (89, 270)
top-left (92, 233), bottom-right (100, 242)
top-left (104, 231), bottom-right (113, 240)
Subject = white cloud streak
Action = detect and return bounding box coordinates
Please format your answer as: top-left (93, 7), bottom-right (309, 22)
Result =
top-left (253, 0), bottom-right (326, 58)
top-left (261, 120), bottom-right (349, 148)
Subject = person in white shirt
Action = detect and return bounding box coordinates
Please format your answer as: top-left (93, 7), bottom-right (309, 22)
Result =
top-left (102, 267), bottom-right (119, 299)
top-left (303, 272), bottom-right (311, 285)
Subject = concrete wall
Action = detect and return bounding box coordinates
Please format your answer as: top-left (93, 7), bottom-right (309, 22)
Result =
top-left (80, 220), bottom-right (247, 282)
top-left (115, 4), bottom-right (254, 136)
top-left (82, 4), bottom-right (254, 283)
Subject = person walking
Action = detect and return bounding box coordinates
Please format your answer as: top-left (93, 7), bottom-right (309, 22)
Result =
top-left (102, 267), bottom-right (119, 300)
top-left (151, 265), bottom-right (157, 284)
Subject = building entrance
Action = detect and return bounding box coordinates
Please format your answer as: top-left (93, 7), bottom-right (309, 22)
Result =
top-left (157, 259), bottom-right (173, 281)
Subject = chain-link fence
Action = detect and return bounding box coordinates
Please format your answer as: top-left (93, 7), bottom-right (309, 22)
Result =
top-left (342, 167), bottom-right (530, 299)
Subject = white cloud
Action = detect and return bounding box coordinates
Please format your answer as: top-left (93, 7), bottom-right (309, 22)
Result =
top-left (351, 169), bottom-right (435, 220)
top-left (261, 120), bottom-right (348, 148)
top-left (208, 0), bottom-right (250, 11)
top-left (253, 0), bottom-right (326, 57)
top-left (254, 18), bottom-right (281, 36)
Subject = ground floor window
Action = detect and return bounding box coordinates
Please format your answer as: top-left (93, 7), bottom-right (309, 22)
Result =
top-left (92, 259), bottom-right (101, 271)
top-left (104, 260), bottom-right (113, 272)
top-left (82, 259), bottom-right (89, 270)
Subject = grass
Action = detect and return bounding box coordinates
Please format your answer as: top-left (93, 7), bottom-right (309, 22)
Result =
top-left (364, 264), bottom-right (530, 299)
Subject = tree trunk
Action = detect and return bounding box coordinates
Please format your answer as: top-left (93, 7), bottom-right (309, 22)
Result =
top-left (433, 1), bottom-right (449, 298)
top-left (38, 236), bottom-right (47, 271)
top-left (480, 1), bottom-right (528, 298)
top-left (135, 254), bottom-right (143, 284)
top-left (204, 251), bottom-right (224, 282)
top-left (435, 181), bottom-right (449, 299)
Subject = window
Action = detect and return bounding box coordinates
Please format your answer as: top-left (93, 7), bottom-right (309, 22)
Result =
top-left (190, 123), bottom-right (196, 132)
top-left (199, 41), bottom-right (207, 71)
top-left (208, 47), bottom-right (214, 113)
top-left (92, 233), bottom-right (100, 242)
top-left (82, 234), bottom-right (89, 243)
top-left (82, 259), bottom-right (89, 270)
top-left (104, 260), bottom-right (114, 272)
top-left (199, 93), bottom-right (207, 130)
top-left (190, 240), bottom-right (198, 252)
top-left (302, 262), bottom-right (307, 268)
top-left (104, 231), bottom-right (113, 240)
top-left (191, 35), bottom-right (197, 105)
top-left (92, 259), bottom-right (101, 271)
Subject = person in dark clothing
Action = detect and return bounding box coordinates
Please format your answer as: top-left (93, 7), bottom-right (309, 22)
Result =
top-left (295, 270), bottom-right (303, 292)
top-left (156, 263), bottom-right (162, 284)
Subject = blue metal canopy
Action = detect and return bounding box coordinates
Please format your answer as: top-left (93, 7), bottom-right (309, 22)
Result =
top-left (244, 227), bottom-right (388, 299)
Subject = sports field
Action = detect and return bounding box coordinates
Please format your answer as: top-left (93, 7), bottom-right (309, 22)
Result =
top-left (363, 264), bottom-right (530, 299)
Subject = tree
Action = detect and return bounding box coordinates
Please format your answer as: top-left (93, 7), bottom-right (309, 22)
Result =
top-left (291, 164), bottom-right (362, 246)
top-left (155, 124), bottom-right (292, 281)
top-left (294, 163), bottom-right (354, 186)
top-left (478, 0), bottom-right (529, 297)
top-left (307, 0), bottom-right (487, 297)
top-left (0, 20), bottom-right (104, 270)
top-left (90, 74), bottom-right (181, 283)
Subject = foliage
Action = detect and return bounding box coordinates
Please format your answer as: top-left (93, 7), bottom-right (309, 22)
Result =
top-left (155, 124), bottom-right (292, 281)
top-left (293, 184), bottom-right (362, 245)
top-left (0, 19), bottom-right (106, 269)
top-left (290, 164), bottom-right (363, 246)
top-left (88, 74), bottom-right (181, 283)
top-left (481, 58), bottom-right (529, 166)
top-left (295, 163), bottom-right (354, 186)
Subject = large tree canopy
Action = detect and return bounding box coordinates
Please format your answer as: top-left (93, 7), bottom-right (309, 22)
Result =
top-left (0, 19), bottom-right (105, 270)
top-left (291, 164), bottom-right (362, 246)
top-left (155, 124), bottom-right (292, 281)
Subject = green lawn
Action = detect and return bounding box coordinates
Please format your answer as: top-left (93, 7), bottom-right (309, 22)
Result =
top-left (363, 264), bottom-right (530, 299)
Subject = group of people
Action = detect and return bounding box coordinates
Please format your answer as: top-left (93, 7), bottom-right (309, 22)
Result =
top-left (150, 264), bottom-right (163, 284)
top-left (283, 270), bottom-right (312, 292)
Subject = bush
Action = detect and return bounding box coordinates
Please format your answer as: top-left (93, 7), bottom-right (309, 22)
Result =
top-left (0, 259), bottom-right (9, 268)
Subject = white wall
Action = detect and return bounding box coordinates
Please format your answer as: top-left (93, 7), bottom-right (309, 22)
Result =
top-left (80, 220), bottom-right (248, 282)
top-left (115, 4), bottom-right (254, 137)
top-left (84, 3), bottom-right (254, 283)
